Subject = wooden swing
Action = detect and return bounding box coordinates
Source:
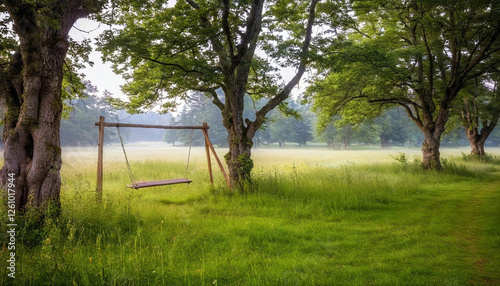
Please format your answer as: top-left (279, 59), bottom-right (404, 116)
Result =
top-left (95, 116), bottom-right (230, 196)
top-left (128, 178), bottom-right (193, 189)
top-left (116, 125), bottom-right (194, 189)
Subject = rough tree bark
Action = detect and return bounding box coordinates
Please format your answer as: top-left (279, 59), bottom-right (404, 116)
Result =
top-left (465, 128), bottom-right (487, 156)
top-left (421, 131), bottom-right (443, 169)
top-left (0, 1), bottom-right (99, 211)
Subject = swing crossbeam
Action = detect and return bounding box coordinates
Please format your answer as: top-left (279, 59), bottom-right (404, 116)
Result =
top-left (127, 178), bottom-right (192, 189)
top-left (95, 122), bottom-right (209, 130)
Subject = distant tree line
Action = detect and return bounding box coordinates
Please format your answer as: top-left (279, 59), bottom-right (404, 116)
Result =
top-left (160, 91), bottom-right (500, 150)
top-left (60, 82), bottom-right (118, 146)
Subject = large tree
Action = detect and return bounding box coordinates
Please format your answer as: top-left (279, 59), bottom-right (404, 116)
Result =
top-left (0, 0), bottom-right (102, 211)
top-left (460, 75), bottom-right (500, 156)
top-left (98, 0), bottom-right (322, 188)
top-left (309, 0), bottom-right (500, 169)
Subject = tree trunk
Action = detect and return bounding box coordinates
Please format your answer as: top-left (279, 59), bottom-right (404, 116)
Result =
top-left (221, 79), bottom-right (256, 189)
top-left (222, 89), bottom-right (254, 188)
top-left (421, 133), bottom-right (442, 169)
top-left (381, 138), bottom-right (391, 149)
top-left (465, 126), bottom-right (495, 157)
top-left (466, 128), bottom-right (481, 156)
top-left (412, 83), bottom-right (455, 170)
top-left (478, 140), bottom-right (485, 156)
top-left (0, 1), bottom-right (94, 211)
top-left (225, 130), bottom-right (254, 189)
top-left (1, 46), bottom-right (66, 211)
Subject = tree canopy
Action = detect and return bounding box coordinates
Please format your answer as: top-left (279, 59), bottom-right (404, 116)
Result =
top-left (308, 0), bottom-right (500, 168)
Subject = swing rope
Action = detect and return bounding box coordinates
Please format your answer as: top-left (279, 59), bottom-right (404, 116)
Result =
top-left (116, 126), bottom-right (136, 187)
top-left (117, 125), bottom-right (195, 189)
top-left (185, 128), bottom-right (194, 178)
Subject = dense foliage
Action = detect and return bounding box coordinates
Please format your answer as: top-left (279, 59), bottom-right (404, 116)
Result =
top-left (308, 0), bottom-right (500, 167)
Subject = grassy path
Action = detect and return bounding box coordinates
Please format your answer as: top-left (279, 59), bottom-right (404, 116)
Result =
top-left (454, 174), bottom-right (500, 285)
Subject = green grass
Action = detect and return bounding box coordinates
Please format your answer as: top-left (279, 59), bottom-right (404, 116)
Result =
top-left (1, 146), bottom-right (500, 285)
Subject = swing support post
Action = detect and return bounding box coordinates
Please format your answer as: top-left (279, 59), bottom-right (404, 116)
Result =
top-left (203, 122), bottom-right (214, 185)
top-left (96, 116), bottom-right (105, 198)
top-left (202, 123), bottom-right (231, 188)
top-left (95, 117), bottom-right (231, 192)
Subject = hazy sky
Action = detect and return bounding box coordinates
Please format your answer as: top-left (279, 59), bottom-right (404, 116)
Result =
top-left (72, 18), bottom-right (127, 100)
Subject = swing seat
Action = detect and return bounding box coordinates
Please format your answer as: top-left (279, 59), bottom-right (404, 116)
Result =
top-left (127, 178), bottom-right (192, 189)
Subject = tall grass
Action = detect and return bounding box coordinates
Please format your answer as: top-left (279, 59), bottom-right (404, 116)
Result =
top-left (1, 146), bottom-right (499, 285)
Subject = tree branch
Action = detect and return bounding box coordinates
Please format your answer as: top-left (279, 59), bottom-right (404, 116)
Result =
top-left (465, 58), bottom-right (500, 80)
top-left (397, 102), bottom-right (423, 129)
top-left (222, 0), bottom-right (235, 59)
top-left (460, 24), bottom-right (500, 83)
top-left (184, 0), bottom-right (230, 70)
top-left (184, 0), bottom-right (200, 9)
top-left (207, 89), bottom-right (225, 111)
top-left (236, 0), bottom-right (265, 66)
top-left (248, 0), bottom-right (320, 138)
top-left (420, 22), bottom-right (434, 95)
top-left (351, 26), bottom-right (371, 39)
top-left (3, 0), bottom-right (39, 40)
top-left (72, 23), bottom-right (101, 34)
top-left (367, 97), bottom-right (421, 109)
top-left (142, 57), bottom-right (206, 75)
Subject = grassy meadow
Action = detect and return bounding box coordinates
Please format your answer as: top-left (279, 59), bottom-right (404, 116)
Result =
top-left (1, 143), bottom-right (500, 285)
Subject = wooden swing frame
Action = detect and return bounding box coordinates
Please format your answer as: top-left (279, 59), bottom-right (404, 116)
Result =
top-left (95, 116), bottom-right (230, 195)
